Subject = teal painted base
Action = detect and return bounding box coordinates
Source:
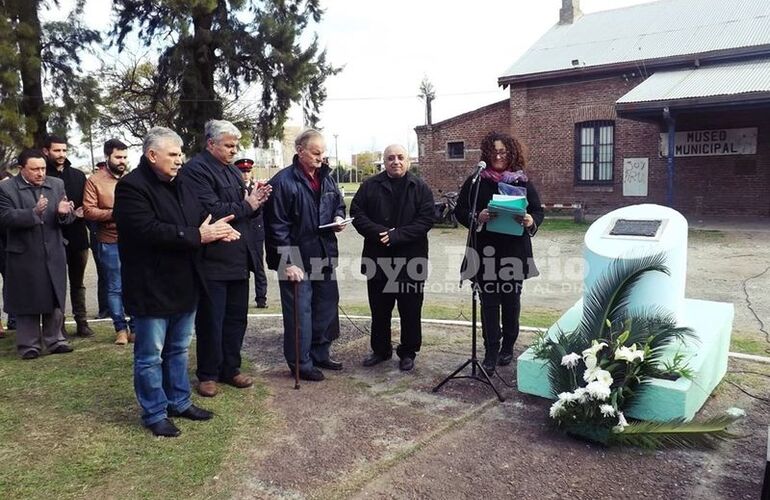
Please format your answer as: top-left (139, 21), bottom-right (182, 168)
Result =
top-left (516, 298), bottom-right (734, 421)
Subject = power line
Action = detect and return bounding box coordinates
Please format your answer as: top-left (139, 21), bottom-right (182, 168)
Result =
top-left (325, 89), bottom-right (505, 102)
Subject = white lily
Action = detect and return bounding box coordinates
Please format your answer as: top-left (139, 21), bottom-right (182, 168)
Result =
top-left (583, 365), bottom-right (598, 383)
top-left (583, 352), bottom-right (597, 371)
top-left (582, 341), bottom-right (608, 359)
top-left (594, 369), bottom-right (613, 387)
top-left (615, 343), bottom-right (645, 363)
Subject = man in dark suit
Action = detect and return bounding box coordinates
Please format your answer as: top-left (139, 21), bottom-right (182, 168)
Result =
top-left (178, 120), bottom-right (271, 398)
top-left (0, 149), bottom-right (76, 358)
top-left (43, 135), bottom-right (95, 337)
top-left (350, 144), bottom-right (434, 371)
top-left (114, 126), bottom-right (240, 437)
top-left (234, 158), bottom-right (268, 309)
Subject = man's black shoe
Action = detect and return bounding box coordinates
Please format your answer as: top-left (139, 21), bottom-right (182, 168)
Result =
top-left (148, 418), bottom-right (181, 437)
top-left (481, 354), bottom-right (496, 375)
top-left (256, 301), bottom-right (268, 309)
top-left (498, 352), bottom-right (514, 366)
top-left (362, 352), bottom-right (392, 367)
top-left (97, 310), bottom-right (110, 319)
top-left (168, 405), bottom-right (214, 421)
top-left (298, 368), bottom-right (325, 381)
top-left (399, 357), bottom-right (414, 371)
top-left (315, 358), bottom-right (343, 371)
top-left (51, 344), bottom-right (74, 354)
top-left (6, 320), bottom-right (16, 330)
top-left (21, 350), bottom-right (40, 360)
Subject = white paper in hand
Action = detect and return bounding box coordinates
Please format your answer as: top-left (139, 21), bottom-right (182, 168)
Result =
top-left (318, 217), bottom-right (354, 229)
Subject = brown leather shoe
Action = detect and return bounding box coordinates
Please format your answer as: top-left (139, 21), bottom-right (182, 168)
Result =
top-left (223, 373), bottom-right (253, 389)
top-left (197, 380), bottom-right (218, 397)
top-left (115, 330), bottom-right (129, 345)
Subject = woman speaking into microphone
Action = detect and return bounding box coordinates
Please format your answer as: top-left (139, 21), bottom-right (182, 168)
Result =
top-left (454, 131), bottom-right (544, 375)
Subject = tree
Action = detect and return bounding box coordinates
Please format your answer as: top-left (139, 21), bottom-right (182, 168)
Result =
top-left (418, 77), bottom-right (435, 126)
top-left (353, 150), bottom-right (378, 171)
top-left (2, 0), bottom-right (100, 148)
top-left (98, 58), bottom-right (258, 148)
top-left (110, 0), bottom-right (340, 153)
top-left (0, 8), bottom-right (26, 172)
top-left (98, 59), bottom-right (181, 144)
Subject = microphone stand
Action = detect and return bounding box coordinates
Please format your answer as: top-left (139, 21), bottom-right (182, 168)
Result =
top-left (432, 171), bottom-right (505, 402)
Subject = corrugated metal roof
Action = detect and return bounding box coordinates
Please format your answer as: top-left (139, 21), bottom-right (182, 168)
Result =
top-left (616, 59), bottom-right (770, 103)
top-left (501, 0), bottom-right (770, 79)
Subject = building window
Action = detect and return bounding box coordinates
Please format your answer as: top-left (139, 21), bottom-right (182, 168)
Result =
top-left (575, 121), bottom-right (614, 183)
top-left (447, 141), bottom-right (465, 160)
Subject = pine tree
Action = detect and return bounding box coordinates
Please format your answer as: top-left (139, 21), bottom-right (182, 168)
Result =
top-left (110, 0), bottom-right (339, 153)
top-left (0, 0), bottom-right (100, 156)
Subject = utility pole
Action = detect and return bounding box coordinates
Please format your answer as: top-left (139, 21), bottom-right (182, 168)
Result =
top-left (333, 133), bottom-right (340, 184)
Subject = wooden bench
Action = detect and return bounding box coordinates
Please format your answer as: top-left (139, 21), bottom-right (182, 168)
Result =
top-left (541, 202), bottom-right (585, 223)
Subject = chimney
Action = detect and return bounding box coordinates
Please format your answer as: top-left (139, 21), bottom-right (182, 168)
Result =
top-left (559, 0), bottom-right (582, 25)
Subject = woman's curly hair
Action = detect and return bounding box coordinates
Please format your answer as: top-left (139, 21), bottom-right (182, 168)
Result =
top-left (479, 131), bottom-right (527, 171)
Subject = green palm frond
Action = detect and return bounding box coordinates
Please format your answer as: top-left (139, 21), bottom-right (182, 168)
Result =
top-left (576, 253), bottom-right (669, 345)
top-left (620, 306), bottom-right (695, 351)
top-left (545, 330), bottom-right (577, 395)
top-left (609, 416), bottom-right (739, 449)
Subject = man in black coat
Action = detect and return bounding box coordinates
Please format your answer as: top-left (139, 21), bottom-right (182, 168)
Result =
top-left (264, 129), bottom-right (347, 382)
top-left (43, 135), bottom-right (95, 337)
top-left (0, 149), bottom-right (76, 358)
top-left (114, 126), bottom-right (240, 437)
top-left (350, 144), bottom-right (434, 371)
top-left (178, 120), bottom-right (271, 398)
top-left (234, 158), bottom-right (268, 309)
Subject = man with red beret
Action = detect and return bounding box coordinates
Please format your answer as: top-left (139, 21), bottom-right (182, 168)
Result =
top-left (235, 158), bottom-right (268, 309)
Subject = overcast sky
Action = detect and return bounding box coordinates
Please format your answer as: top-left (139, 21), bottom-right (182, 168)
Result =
top-left (51, 0), bottom-right (657, 166)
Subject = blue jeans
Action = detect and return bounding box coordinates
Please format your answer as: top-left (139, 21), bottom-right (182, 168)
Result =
top-left (133, 312), bottom-right (196, 426)
top-left (98, 242), bottom-right (134, 332)
top-left (278, 273), bottom-right (339, 371)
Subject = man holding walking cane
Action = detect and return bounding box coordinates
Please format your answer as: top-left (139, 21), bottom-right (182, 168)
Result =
top-left (264, 129), bottom-right (347, 382)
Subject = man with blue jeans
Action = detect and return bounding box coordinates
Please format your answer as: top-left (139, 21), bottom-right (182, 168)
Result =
top-left (114, 127), bottom-right (240, 437)
top-left (83, 139), bottom-right (135, 344)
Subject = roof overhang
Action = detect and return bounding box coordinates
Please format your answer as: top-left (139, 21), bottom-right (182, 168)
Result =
top-left (615, 59), bottom-right (770, 120)
top-left (499, 46), bottom-right (770, 88)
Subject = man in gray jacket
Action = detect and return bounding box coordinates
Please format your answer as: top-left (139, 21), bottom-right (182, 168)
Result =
top-left (0, 149), bottom-right (75, 359)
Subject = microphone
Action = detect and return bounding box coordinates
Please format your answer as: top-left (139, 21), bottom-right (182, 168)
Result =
top-left (471, 161), bottom-right (487, 183)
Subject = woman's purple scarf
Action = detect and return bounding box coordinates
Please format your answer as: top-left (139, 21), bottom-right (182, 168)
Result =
top-left (480, 168), bottom-right (528, 184)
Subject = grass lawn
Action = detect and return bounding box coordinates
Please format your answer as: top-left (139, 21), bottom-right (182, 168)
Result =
top-left (0, 323), bottom-right (270, 500)
top-left (338, 182), bottom-right (360, 197)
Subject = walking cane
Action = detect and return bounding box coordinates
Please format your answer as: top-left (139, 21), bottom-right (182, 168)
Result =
top-left (293, 280), bottom-right (300, 390)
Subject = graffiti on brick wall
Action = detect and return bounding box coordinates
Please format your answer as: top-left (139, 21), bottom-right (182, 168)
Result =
top-left (623, 157), bottom-right (648, 197)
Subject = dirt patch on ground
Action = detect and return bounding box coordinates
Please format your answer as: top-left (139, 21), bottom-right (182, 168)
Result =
top-left (64, 222), bottom-right (770, 498)
top-left (233, 319), bottom-right (769, 499)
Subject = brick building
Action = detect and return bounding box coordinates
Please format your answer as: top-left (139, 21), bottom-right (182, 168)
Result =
top-left (416, 0), bottom-right (770, 218)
